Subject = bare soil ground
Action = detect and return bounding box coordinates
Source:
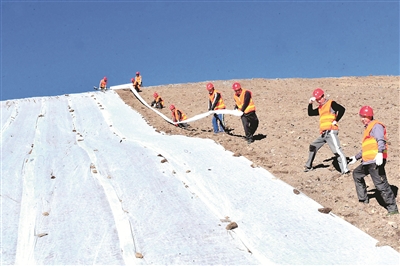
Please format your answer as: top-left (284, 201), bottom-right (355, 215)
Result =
top-left (116, 76), bottom-right (400, 252)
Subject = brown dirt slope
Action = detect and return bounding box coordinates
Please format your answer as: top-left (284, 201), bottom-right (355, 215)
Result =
top-left (116, 76), bottom-right (400, 252)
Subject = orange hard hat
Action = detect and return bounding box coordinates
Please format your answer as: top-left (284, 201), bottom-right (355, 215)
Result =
top-left (206, 83), bottom-right (214, 91)
top-left (169, 104), bottom-right (175, 110)
top-left (103, 76), bottom-right (107, 81)
top-left (313, 88), bottom-right (324, 99)
top-left (153, 92), bottom-right (158, 98)
top-left (131, 78), bottom-right (135, 82)
top-left (232, 82), bottom-right (241, 91)
top-left (359, 106), bottom-right (374, 117)
top-left (136, 72), bottom-right (140, 75)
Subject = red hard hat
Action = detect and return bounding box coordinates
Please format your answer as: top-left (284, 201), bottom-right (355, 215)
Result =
top-left (313, 88), bottom-right (324, 99)
top-left (104, 76), bottom-right (107, 81)
top-left (136, 72), bottom-right (140, 75)
top-left (169, 104), bottom-right (175, 110)
top-left (232, 82), bottom-right (241, 91)
top-left (131, 78), bottom-right (135, 82)
top-left (359, 106), bottom-right (374, 117)
top-left (153, 92), bottom-right (158, 98)
top-left (206, 83), bottom-right (214, 91)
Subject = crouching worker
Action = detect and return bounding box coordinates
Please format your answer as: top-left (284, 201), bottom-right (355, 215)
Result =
top-left (131, 76), bottom-right (142, 92)
top-left (99, 76), bottom-right (108, 91)
top-left (132, 72), bottom-right (142, 92)
top-left (170, 105), bottom-right (188, 129)
top-left (151, 92), bottom-right (164, 109)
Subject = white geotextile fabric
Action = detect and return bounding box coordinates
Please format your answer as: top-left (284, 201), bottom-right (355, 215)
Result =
top-left (114, 83), bottom-right (244, 125)
top-left (1, 90), bottom-right (399, 265)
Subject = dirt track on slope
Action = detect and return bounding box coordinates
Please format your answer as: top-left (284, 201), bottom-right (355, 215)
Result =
top-left (116, 76), bottom-right (400, 252)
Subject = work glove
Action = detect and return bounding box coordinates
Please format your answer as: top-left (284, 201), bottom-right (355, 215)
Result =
top-left (375, 153), bottom-right (383, 166)
top-left (348, 156), bottom-right (357, 165)
top-left (309, 97), bottom-right (316, 104)
top-left (332, 121), bottom-right (338, 126)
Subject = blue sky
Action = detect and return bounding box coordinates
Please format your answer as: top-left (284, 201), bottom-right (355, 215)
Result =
top-left (2, 0), bottom-right (399, 101)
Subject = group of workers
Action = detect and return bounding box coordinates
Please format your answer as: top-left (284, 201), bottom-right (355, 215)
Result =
top-left (98, 75), bottom-right (398, 215)
top-left (204, 81), bottom-right (259, 143)
top-left (148, 91), bottom-right (188, 128)
top-left (149, 82), bottom-right (259, 139)
top-left (305, 88), bottom-right (398, 215)
top-left (98, 72), bottom-right (142, 92)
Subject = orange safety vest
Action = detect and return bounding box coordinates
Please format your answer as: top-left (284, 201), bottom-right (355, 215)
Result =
top-left (318, 100), bottom-right (339, 133)
top-left (361, 120), bottom-right (388, 161)
top-left (156, 96), bottom-right (164, 106)
top-left (173, 109), bottom-right (187, 122)
top-left (209, 90), bottom-right (226, 110)
top-left (100, 79), bottom-right (107, 89)
top-left (234, 89), bottom-right (256, 114)
top-left (135, 75), bottom-right (142, 85)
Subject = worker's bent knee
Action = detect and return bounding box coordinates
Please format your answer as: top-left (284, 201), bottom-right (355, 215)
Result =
top-left (309, 145), bottom-right (316, 152)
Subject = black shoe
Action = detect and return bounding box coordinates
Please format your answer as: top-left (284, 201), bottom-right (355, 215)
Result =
top-left (359, 199), bottom-right (369, 204)
top-left (247, 139), bottom-right (254, 144)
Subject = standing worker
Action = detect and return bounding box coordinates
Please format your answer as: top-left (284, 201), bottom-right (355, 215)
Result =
top-left (304, 88), bottom-right (349, 174)
top-left (151, 92), bottom-right (164, 109)
top-left (206, 83), bottom-right (226, 133)
top-left (348, 106), bottom-right (398, 215)
top-left (170, 105), bottom-right (188, 129)
top-left (132, 72), bottom-right (142, 92)
top-left (232, 82), bottom-right (259, 144)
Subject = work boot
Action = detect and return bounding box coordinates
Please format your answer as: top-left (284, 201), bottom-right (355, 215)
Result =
top-left (359, 199), bottom-right (369, 204)
top-left (387, 210), bottom-right (399, 215)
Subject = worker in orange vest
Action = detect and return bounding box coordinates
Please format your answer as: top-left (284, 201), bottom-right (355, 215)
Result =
top-left (206, 83), bottom-right (226, 133)
top-left (304, 88), bottom-right (349, 174)
top-left (132, 72), bottom-right (142, 92)
top-left (151, 92), bottom-right (164, 109)
top-left (98, 76), bottom-right (107, 91)
top-left (232, 82), bottom-right (259, 144)
top-left (348, 106), bottom-right (398, 215)
top-left (169, 104), bottom-right (188, 129)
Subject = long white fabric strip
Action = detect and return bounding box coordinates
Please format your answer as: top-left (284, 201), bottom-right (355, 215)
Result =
top-left (109, 84), bottom-right (243, 125)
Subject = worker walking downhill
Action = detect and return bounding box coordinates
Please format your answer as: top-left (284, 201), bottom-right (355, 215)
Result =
top-left (232, 82), bottom-right (259, 144)
top-left (170, 105), bottom-right (188, 129)
top-left (304, 88), bottom-right (349, 174)
top-left (348, 106), bottom-right (398, 215)
top-left (132, 72), bottom-right (142, 92)
top-left (206, 83), bottom-right (226, 133)
top-left (151, 92), bottom-right (164, 109)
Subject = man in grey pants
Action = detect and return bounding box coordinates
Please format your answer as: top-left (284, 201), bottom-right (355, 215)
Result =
top-left (304, 88), bottom-right (349, 174)
top-left (348, 106), bottom-right (398, 215)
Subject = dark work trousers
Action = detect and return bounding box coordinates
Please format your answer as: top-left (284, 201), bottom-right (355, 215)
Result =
top-left (305, 130), bottom-right (349, 174)
top-left (352, 161), bottom-right (398, 212)
top-left (178, 122), bottom-right (188, 129)
top-left (241, 111), bottom-right (259, 142)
